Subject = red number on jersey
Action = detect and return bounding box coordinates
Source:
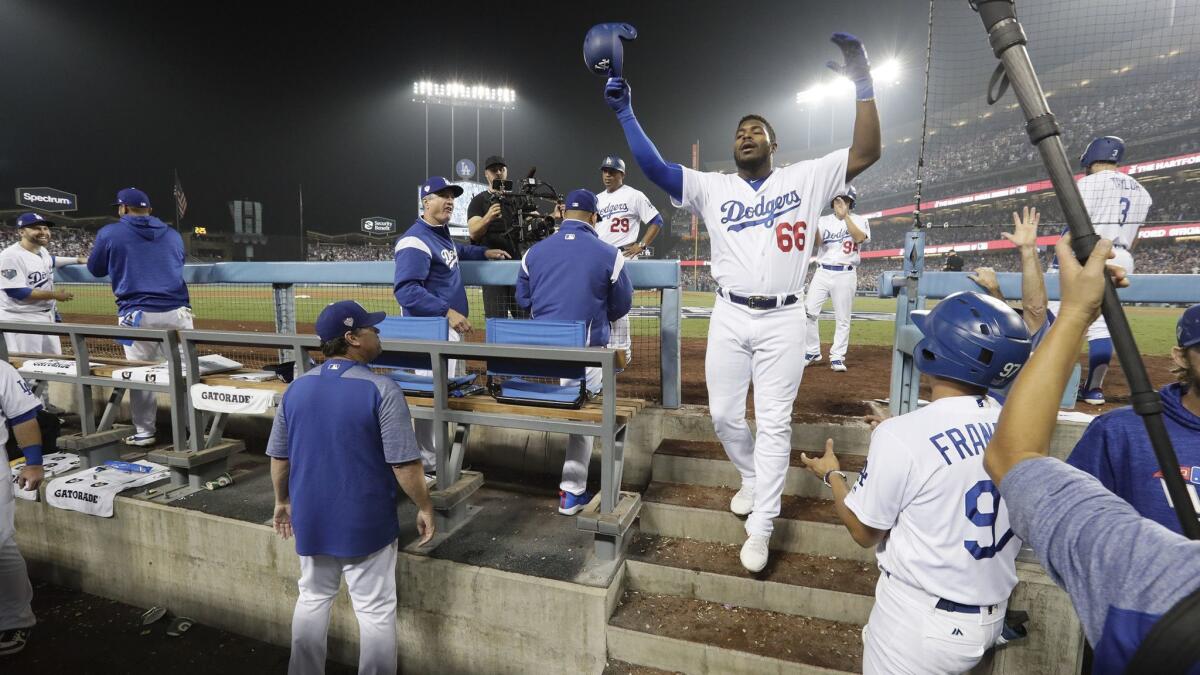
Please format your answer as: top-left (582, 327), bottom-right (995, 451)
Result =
top-left (610, 217), bottom-right (630, 233)
top-left (842, 240), bottom-right (858, 254)
top-left (774, 221), bottom-right (807, 253)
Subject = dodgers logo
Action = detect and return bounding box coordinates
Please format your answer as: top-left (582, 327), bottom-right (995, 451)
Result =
top-left (720, 191), bottom-right (802, 232)
top-left (598, 203), bottom-right (629, 219)
top-left (440, 248), bottom-right (459, 269)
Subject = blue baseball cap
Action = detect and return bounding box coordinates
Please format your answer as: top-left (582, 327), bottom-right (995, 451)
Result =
top-left (112, 187), bottom-right (151, 208)
top-left (315, 300), bottom-right (387, 342)
top-left (15, 212), bottom-right (56, 228)
top-left (1179, 304), bottom-right (1200, 349)
top-left (420, 176), bottom-right (464, 199)
top-left (564, 188), bottom-right (598, 213)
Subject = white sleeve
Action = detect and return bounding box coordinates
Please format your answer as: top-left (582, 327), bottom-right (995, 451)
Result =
top-left (859, 216), bottom-right (871, 242)
top-left (805, 148), bottom-right (850, 212)
top-left (0, 361), bottom-right (40, 421)
top-left (842, 425), bottom-right (916, 531)
top-left (638, 191), bottom-right (661, 226)
top-left (672, 167), bottom-right (710, 214)
top-left (0, 253), bottom-right (28, 290)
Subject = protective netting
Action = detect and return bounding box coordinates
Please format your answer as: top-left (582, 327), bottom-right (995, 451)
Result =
top-left (855, 0), bottom-right (1200, 280)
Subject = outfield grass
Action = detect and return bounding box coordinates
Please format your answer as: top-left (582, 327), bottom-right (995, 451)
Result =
top-left (59, 283), bottom-right (1185, 355)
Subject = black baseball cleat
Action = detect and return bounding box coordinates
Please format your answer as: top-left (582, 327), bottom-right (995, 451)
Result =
top-left (0, 627), bottom-right (32, 656)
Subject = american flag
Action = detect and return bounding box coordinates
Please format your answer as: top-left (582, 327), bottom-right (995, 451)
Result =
top-left (173, 174), bottom-right (188, 220)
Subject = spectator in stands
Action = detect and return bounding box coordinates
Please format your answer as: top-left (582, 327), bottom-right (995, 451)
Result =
top-left (467, 156), bottom-right (529, 320)
top-left (87, 188), bottom-right (192, 448)
top-left (943, 249), bottom-right (964, 271)
top-left (516, 188), bottom-right (633, 516)
top-left (394, 176), bottom-right (510, 472)
top-left (268, 299), bottom-right (433, 675)
top-left (1065, 304), bottom-right (1200, 535)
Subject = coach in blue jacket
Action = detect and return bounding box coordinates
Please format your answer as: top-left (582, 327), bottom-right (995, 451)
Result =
top-left (394, 176), bottom-right (510, 470)
top-left (516, 188), bottom-right (633, 515)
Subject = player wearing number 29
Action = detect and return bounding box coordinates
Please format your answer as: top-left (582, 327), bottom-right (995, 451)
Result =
top-left (805, 186), bottom-right (869, 372)
top-left (801, 291), bottom-right (1032, 673)
top-left (604, 32), bottom-right (880, 572)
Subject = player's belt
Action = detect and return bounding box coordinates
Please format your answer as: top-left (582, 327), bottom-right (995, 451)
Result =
top-left (935, 598), bottom-right (998, 615)
top-left (820, 264), bottom-right (854, 272)
top-left (718, 288), bottom-right (800, 310)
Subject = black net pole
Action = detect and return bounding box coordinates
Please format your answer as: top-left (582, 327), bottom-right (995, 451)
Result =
top-left (970, 0), bottom-right (1200, 540)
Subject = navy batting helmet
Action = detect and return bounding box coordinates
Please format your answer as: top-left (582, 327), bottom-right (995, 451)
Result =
top-left (583, 23), bottom-right (638, 78)
top-left (832, 185), bottom-right (857, 209)
top-left (911, 292), bottom-right (1032, 389)
top-left (600, 156), bottom-right (626, 173)
top-left (1080, 136), bottom-right (1125, 169)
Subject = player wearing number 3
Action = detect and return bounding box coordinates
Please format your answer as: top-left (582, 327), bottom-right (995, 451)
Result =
top-left (604, 32), bottom-right (880, 572)
top-left (596, 155), bottom-right (663, 365)
top-left (801, 292), bottom-right (1032, 673)
top-left (805, 186), bottom-right (869, 371)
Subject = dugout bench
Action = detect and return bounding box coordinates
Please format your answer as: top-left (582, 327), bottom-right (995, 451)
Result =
top-left (0, 320), bottom-right (244, 500)
top-left (178, 328), bottom-right (644, 560)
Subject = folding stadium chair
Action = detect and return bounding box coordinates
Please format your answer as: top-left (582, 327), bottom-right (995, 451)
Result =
top-left (371, 316), bottom-right (477, 397)
top-left (484, 318), bottom-right (590, 409)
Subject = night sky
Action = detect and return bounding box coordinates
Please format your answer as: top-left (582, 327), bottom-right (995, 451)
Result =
top-left (0, 0), bottom-right (932, 241)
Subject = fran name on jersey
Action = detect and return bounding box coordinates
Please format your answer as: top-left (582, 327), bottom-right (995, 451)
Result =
top-left (929, 421), bottom-right (997, 466)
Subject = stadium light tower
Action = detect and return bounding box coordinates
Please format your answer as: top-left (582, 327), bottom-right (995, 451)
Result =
top-left (412, 81), bottom-right (518, 179)
top-left (795, 58), bottom-right (903, 147)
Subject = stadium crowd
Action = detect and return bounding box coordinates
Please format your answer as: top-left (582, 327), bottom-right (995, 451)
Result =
top-left (0, 225), bottom-right (95, 260)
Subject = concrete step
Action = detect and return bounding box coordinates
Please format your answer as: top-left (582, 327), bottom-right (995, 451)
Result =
top-left (651, 440), bottom-right (866, 499)
top-left (626, 533), bottom-right (877, 626)
top-left (639, 482), bottom-right (876, 563)
top-left (659, 406), bottom-right (874, 456)
top-left (603, 660), bottom-right (683, 675)
top-left (607, 590), bottom-right (861, 674)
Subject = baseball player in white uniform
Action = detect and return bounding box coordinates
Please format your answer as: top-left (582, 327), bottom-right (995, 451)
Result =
top-left (0, 213), bottom-right (85, 404)
top-left (802, 291), bottom-right (1033, 673)
top-left (595, 155), bottom-right (663, 364)
top-left (805, 186), bottom-right (869, 372)
top-left (0, 359), bottom-right (47, 656)
top-left (604, 31), bottom-right (881, 571)
top-left (1048, 136), bottom-right (1152, 405)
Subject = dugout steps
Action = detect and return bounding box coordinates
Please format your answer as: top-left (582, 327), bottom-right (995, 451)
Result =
top-left (651, 440), bottom-right (866, 500)
top-left (603, 660), bottom-right (683, 675)
top-left (607, 591), bottom-right (861, 675)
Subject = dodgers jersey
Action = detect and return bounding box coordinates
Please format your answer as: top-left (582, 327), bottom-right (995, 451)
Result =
top-left (596, 184), bottom-right (661, 249)
top-left (0, 243), bottom-right (57, 316)
top-left (1078, 170), bottom-right (1152, 248)
top-left (674, 148), bottom-right (848, 295)
top-left (844, 395), bottom-right (1021, 606)
top-left (813, 213), bottom-right (871, 266)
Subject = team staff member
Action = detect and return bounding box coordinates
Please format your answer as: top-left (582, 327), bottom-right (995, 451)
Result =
top-left (87, 188), bottom-right (192, 448)
top-left (0, 359), bottom-right (47, 657)
top-left (1066, 303), bottom-right (1200, 535)
top-left (395, 176), bottom-right (510, 470)
top-left (981, 235), bottom-right (1200, 672)
top-left (804, 186), bottom-right (869, 372)
top-left (0, 213), bottom-right (85, 404)
top-left (944, 249), bottom-right (964, 272)
top-left (269, 300), bottom-right (433, 675)
top-left (604, 31), bottom-right (881, 572)
top-left (595, 155), bottom-right (662, 365)
top-left (467, 156), bottom-right (527, 319)
top-left (802, 292), bottom-right (1032, 673)
top-left (515, 189), bottom-right (633, 515)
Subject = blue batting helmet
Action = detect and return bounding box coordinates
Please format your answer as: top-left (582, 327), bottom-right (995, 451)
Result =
top-left (911, 292), bottom-right (1033, 389)
top-left (1080, 136), bottom-right (1125, 169)
top-left (1178, 304), bottom-right (1200, 349)
top-left (583, 23), bottom-right (638, 78)
top-left (600, 155), bottom-right (626, 173)
top-left (832, 185), bottom-right (857, 209)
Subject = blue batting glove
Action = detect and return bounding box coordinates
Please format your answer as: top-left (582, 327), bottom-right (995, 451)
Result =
top-left (826, 32), bottom-right (874, 100)
top-left (605, 77), bottom-right (632, 114)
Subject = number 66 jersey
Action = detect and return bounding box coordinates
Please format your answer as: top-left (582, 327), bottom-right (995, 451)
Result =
top-left (844, 395), bottom-right (1022, 606)
top-left (672, 148), bottom-right (848, 295)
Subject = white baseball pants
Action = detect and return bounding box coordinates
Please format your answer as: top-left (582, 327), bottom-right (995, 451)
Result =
top-left (562, 367), bottom-right (603, 495)
top-left (608, 315), bottom-right (632, 365)
top-left (289, 541), bottom-right (398, 675)
top-left (119, 307), bottom-right (194, 436)
top-left (414, 329), bottom-right (462, 472)
top-left (705, 296), bottom-right (807, 537)
top-left (862, 571), bottom-right (1004, 674)
top-left (0, 448), bottom-right (35, 632)
top-left (804, 268), bottom-right (856, 361)
top-left (1047, 246), bottom-right (1134, 342)
top-left (3, 312), bottom-right (62, 406)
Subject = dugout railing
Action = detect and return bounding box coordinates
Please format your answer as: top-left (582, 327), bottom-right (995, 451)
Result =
top-left (176, 328), bottom-right (639, 559)
top-left (55, 260), bottom-right (683, 409)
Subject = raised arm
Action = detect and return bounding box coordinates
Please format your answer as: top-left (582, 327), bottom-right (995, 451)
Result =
top-left (1003, 206), bottom-right (1048, 335)
top-left (827, 33), bottom-right (881, 182)
top-left (604, 78), bottom-right (683, 203)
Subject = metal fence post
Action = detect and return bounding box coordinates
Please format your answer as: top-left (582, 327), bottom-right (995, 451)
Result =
top-left (273, 283), bottom-right (296, 363)
top-left (660, 287), bottom-right (682, 409)
top-left (889, 228), bottom-right (926, 417)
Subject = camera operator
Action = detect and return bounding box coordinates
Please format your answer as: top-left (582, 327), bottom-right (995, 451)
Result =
top-left (468, 156), bottom-right (529, 319)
